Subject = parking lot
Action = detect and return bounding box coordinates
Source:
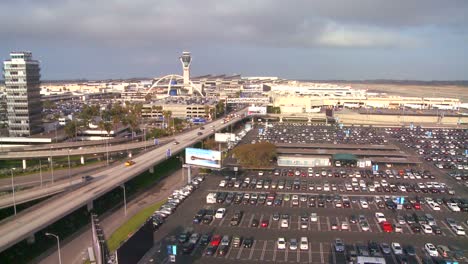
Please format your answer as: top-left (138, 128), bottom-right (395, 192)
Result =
top-left (142, 125), bottom-right (467, 264)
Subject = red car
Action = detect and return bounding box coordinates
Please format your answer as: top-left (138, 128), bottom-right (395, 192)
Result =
top-left (210, 234), bottom-right (222, 247)
top-left (261, 220), bottom-right (269, 228)
top-left (380, 221), bottom-right (393, 233)
top-left (412, 202), bottom-right (421, 210)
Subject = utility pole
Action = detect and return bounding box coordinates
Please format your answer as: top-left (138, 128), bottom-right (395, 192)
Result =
top-left (67, 149), bottom-right (71, 182)
top-left (50, 146), bottom-right (54, 184)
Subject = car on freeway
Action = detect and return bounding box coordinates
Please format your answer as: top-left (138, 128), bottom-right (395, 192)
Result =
top-left (125, 160), bottom-right (136, 166)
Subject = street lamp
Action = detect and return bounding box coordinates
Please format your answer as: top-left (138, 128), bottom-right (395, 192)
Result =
top-left (120, 184), bottom-right (127, 216)
top-left (50, 146), bottom-right (54, 184)
top-left (67, 149), bottom-right (71, 182)
top-left (10, 168), bottom-right (16, 215)
top-left (45, 232), bottom-right (62, 264)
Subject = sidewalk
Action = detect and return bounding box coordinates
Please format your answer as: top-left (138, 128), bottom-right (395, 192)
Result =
top-left (37, 168), bottom-right (188, 264)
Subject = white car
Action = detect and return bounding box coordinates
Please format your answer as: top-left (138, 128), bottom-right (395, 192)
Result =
top-left (310, 213), bottom-right (318, 222)
top-left (391, 242), bottom-right (403, 255)
top-left (425, 243), bottom-right (439, 257)
top-left (428, 201), bottom-right (440, 211)
top-left (218, 180), bottom-right (226, 188)
top-left (341, 222), bottom-right (349, 231)
top-left (375, 212), bottom-right (386, 223)
top-left (215, 208), bottom-right (226, 219)
top-left (281, 219), bottom-right (289, 228)
top-left (277, 237), bottom-right (286, 249)
top-left (452, 225), bottom-right (466, 236)
top-left (360, 200), bottom-right (369, 209)
top-left (323, 184), bottom-right (330, 192)
top-left (394, 224), bottom-right (403, 233)
top-left (447, 202), bottom-right (460, 212)
top-left (258, 171), bottom-right (264, 176)
top-left (244, 177), bottom-right (251, 184)
top-left (421, 224), bottom-right (433, 234)
top-left (300, 237), bottom-right (309, 250)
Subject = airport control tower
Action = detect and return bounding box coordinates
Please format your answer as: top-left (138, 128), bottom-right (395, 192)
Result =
top-left (180, 51), bottom-right (192, 91)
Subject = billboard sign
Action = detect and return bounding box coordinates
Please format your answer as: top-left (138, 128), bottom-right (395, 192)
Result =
top-left (247, 106), bottom-right (267, 116)
top-left (215, 133), bottom-right (236, 143)
top-left (185, 148), bottom-right (222, 168)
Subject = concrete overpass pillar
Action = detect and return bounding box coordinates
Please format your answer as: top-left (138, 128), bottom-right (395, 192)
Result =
top-left (187, 166), bottom-right (192, 184)
top-left (22, 159), bottom-right (27, 170)
top-left (26, 234), bottom-right (35, 244)
top-left (80, 156), bottom-right (85, 165)
top-left (87, 200), bottom-right (94, 211)
top-left (149, 166), bottom-right (154, 173)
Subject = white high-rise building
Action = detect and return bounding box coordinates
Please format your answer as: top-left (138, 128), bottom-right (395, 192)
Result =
top-left (3, 51), bottom-right (43, 137)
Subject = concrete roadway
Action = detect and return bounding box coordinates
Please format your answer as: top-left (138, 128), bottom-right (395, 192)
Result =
top-left (0, 138), bottom-right (170, 159)
top-left (0, 109), bottom-right (246, 252)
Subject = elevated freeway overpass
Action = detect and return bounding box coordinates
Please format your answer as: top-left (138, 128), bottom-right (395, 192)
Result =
top-left (0, 109), bottom-right (247, 252)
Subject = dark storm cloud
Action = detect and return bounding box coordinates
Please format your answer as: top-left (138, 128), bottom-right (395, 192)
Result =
top-left (1, 0), bottom-right (467, 79)
top-left (1, 0), bottom-right (466, 48)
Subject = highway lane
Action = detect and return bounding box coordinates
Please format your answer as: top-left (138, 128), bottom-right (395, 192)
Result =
top-left (0, 110), bottom-right (246, 252)
top-left (0, 139), bottom-right (170, 159)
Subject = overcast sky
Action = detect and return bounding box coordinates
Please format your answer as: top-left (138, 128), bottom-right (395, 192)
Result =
top-left (1, 0), bottom-right (467, 80)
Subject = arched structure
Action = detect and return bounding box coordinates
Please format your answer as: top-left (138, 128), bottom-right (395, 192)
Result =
top-left (145, 74), bottom-right (204, 97)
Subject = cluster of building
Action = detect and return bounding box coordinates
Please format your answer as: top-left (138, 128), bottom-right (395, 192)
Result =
top-left (1, 51), bottom-right (466, 142)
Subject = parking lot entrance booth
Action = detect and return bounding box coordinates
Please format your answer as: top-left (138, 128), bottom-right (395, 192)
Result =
top-left (332, 153), bottom-right (358, 167)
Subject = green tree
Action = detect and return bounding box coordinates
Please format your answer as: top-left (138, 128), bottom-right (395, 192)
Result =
top-left (232, 142), bottom-right (277, 167)
top-left (43, 100), bottom-right (56, 110)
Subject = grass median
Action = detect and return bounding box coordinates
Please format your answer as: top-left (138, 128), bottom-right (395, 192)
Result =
top-left (107, 199), bottom-right (167, 252)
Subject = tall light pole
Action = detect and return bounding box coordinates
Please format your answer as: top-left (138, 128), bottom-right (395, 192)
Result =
top-left (39, 159), bottom-right (43, 188)
top-left (45, 232), bottom-right (62, 264)
top-left (67, 149), bottom-right (71, 182)
top-left (120, 184), bottom-right (127, 216)
top-left (50, 146), bottom-right (54, 184)
top-left (10, 168), bottom-right (16, 215)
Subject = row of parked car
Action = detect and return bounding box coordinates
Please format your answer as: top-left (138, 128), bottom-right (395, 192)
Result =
top-left (151, 175), bottom-right (205, 228)
top-left (219, 176), bottom-right (453, 195)
top-left (387, 127), bottom-right (467, 170)
top-left (267, 168), bottom-right (436, 180)
top-left (256, 123), bottom-right (387, 145)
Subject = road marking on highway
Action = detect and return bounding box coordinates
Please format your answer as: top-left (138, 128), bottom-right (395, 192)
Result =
top-left (249, 240), bottom-right (257, 259)
top-left (236, 244), bottom-right (244, 259)
top-left (260, 240), bottom-right (267, 261)
top-left (320, 243), bottom-right (324, 263)
top-left (308, 243), bottom-right (312, 263)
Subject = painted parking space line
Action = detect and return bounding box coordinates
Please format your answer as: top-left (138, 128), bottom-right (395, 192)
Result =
top-left (441, 221), bottom-right (457, 236)
top-left (248, 240), bottom-right (257, 259)
top-left (273, 242), bottom-right (278, 262)
top-left (297, 216), bottom-right (301, 231)
top-left (331, 244), bottom-right (337, 264)
top-left (373, 218), bottom-right (382, 232)
top-left (285, 246), bottom-right (289, 262)
top-left (317, 216), bottom-right (321, 231)
top-left (326, 217), bottom-right (331, 231)
top-left (390, 252), bottom-right (398, 264)
top-left (320, 243), bottom-right (324, 263)
top-left (259, 213), bottom-right (264, 225)
top-left (236, 244), bottom-right (244, 259)
top-left (218, 215), bottom-right (227, 227)
top-left (297, 246), bottom-right (300, 262)
top-left (247, 213), bottom-right (255, 228)
top-left (260, 240), bottom-right (268, 261)
top-left (308, 243), bottom-right (312, 263)
top-left (268, 215), bottom-right (273, 229)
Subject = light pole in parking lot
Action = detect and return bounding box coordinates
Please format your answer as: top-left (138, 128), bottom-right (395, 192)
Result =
top-left (120, 184), bottom-right (127, 216)
top-left (45, 232), bottom-right (62, 264)
top-left (10, 168), bottom-right (17, 215)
